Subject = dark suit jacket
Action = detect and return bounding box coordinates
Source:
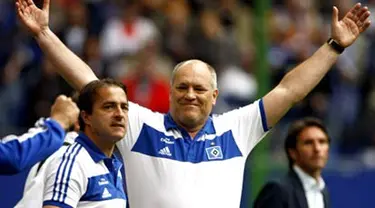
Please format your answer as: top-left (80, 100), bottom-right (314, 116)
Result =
top-left (253, 169), bottom-right (330, 208)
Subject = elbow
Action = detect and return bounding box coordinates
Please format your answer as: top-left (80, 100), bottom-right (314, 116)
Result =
top-left (0, 160), bottom-right (26, 175)
top-left (278, 83), bottom-right (309, 105)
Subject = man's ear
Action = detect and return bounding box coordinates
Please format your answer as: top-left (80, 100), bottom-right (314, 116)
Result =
top-left (212, 89), bottom-right (219, 105)
top-left (81, 111), bottom-right (91, 127)
top-left (288, 148), bottom-right (298, 163)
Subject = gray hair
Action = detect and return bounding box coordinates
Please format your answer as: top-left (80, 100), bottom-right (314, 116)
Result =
top-left (170, 60), bottom-right (217, 89)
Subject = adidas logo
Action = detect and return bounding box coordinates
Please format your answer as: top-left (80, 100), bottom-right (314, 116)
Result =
top-left (102, 187), bottom-right (112, 199)
top-left (98, 178), bottom-right (109, 186)
top-left (158, 146), bottom-right (172, 156)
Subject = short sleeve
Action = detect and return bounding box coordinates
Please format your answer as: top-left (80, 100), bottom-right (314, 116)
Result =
top-left (43, 143), bottom-right (86, 208)
top-left (117, 102), bottom-right (162, 152)
top-left (214, 99), bottom-right (269, 156)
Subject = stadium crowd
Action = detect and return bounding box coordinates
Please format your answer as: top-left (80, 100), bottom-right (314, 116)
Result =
top-left (1, 0), bottom-right (375, 168)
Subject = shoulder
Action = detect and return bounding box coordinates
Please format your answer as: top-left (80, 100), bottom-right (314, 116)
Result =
top-left (258, 175), bottom-right (295, 198)
top-left (261, 179), bottom-right (288, 193)
top-left (47, 143), bottom-right (86, 171)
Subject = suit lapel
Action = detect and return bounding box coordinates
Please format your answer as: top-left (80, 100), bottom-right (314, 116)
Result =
top-left (322, 188), bottom-right (330, 208)
top-left (288, 170), bottom-right (309, 208)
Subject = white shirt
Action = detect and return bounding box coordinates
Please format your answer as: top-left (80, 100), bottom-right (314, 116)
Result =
top-left (294, 165), bottom-right (325, 208)
top-left (15, 131), bottom-right (78, 208)
top-left (116, 99), bottom-right (269, 208)
top-left (43, 133), bottom-right (127, 208)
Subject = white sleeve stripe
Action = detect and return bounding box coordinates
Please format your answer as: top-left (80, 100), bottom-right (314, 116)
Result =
top-left (52, 143), bottom-right (79, 201)
top-left (51, 143), bottom-right (82, 202)
top-left (52, 144), bottom-right (76, 201)
top-left (60, 145), bottom-right (83, 203)
top-left (1, 127), bottom-right (47, 143)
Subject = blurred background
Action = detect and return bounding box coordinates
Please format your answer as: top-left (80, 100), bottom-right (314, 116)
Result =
top-left (0, 0), bottom-right (375, 207)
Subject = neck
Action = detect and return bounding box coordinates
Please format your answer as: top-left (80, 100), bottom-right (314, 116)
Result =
top-left (84, 130), bottom-right (115, 157)
top-left (295, 165), bottom-right (322, 182)
top-left (178, 121), bottom-right (204, 139)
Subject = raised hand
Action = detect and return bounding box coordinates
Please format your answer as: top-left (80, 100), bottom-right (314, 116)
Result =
top-left (16, 0), bottom-right (50, 37)
top-left (331, 3), bottom-right (371, 48)
top-left (50, 95), bottom-right (80, 130)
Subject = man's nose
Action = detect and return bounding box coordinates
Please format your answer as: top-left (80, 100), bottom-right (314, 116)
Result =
top-left (185, 87), bottom-right (196, 100)
top-left (313, 142), bottom-right (322, 152)
top-left (114, 106), bottom-right (125, 117)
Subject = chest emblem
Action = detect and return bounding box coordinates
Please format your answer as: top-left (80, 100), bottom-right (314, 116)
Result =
top-left (205, 146), bottom-right (223, 160)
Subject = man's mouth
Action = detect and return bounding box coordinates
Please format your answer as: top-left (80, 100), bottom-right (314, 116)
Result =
top-left (111, 123), bottom-right (125, 128)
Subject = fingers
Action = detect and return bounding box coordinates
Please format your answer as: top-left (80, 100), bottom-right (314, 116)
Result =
top-left (56, 94), bottom-right (68, 101)
top-left (23, 0), bottom-right (30, 8)
top-left (358, 9), bottom-right (371, 23)
top-left (43, 0), bottom-right (50, 12)
top-left (346, 3), bottom-right (362, 22)
top-left (359, 20), bottom-right (371, 33)
top-left (355, 6), bottom-right (371, 33)
top-left (16, 0), bottom-right (26, 17)
top-left (26, 0), bottom-right (35, 7)
top-left (22, 0), bottom-right (28, 9)
top-left (332, 6), bottom-right (339, 24)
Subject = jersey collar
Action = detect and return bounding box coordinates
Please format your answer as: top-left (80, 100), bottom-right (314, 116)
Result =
top-left (163, 113), bottom-right (216, 135)
top-left (76, 132), bottom-right (118, 163)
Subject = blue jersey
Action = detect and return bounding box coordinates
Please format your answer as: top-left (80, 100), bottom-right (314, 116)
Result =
top-left (0, 118), bottom-right (65, 175)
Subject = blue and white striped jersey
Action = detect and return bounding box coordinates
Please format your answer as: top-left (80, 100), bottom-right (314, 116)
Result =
top-left (117, 99), bottom-right (269, 208)
top-left (15, 131), bottom-right (78, 208)
top-left (43, 133), bottom-right (127, 208)
top-left (0, 118), bottom-right (65, 175)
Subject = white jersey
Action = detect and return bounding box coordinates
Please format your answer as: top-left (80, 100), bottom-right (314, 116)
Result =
top-left (15, 131), bottom-right (78, 208)
top-left (117, 99), bottom-right (269, 208)
top-left (42, 133), bottom-right (127, 208)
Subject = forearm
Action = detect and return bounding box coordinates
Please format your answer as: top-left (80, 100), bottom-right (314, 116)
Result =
top-left (36, 28), bottom-right (98, 90)
top-left (278, 43), bottom-right (339, 103)
top-left (263, 43), bottom-right (339, 127)
top-left (0, 119), bottom-right (65, 174)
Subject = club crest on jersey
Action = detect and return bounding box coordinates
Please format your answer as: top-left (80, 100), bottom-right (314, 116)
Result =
top-left (206, 146), bottom-right (223, 160)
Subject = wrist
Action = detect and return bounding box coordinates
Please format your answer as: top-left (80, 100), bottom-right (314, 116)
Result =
top-left (50, 115), bottom-right (70, 130)
top-left (35, 27), bottom-right (52, 41)
top-left (326, 38), bottom-right (345, 54)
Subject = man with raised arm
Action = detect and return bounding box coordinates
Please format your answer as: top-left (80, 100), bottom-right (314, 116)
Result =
top-left (15, 0), bottom-right (371, 207)
top-left (0, 95), bottom-right (79, 175)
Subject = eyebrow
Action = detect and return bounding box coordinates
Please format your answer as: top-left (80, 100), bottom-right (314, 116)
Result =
top-left (102, 101), bottom-right (128, 106)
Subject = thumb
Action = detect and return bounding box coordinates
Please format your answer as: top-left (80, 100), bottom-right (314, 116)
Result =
top-left (43, 0), bottom-right (50, 12)
top-left (332, 6), bottom-right (339, 24)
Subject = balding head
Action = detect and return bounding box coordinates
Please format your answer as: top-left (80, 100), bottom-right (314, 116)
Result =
top-left (169, 59), bottom-right (219, 134)
top-left (171, 59), bottom-right (217, 89)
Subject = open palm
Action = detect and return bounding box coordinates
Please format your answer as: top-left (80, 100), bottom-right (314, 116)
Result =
top-left (16, 0), bottom-right (50, 37)
top-left (331, 3), bottom-right (371, 47)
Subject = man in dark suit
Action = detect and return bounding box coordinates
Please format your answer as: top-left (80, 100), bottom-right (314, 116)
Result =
top-left (253, 117), bottom-right (331, 208)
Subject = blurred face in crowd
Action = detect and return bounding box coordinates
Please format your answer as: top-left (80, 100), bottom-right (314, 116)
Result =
top-left (83, 86), bottom-right (129, 143)
top-left (289, 126), bottom-right (329, 177)
top-left (170, 60), bottom-right (218, 133)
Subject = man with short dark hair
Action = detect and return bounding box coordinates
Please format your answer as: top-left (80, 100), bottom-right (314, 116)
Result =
top-left (42, 79), bottom-right (129, 208)
top-left (253, 117), bottom-right (331, 208)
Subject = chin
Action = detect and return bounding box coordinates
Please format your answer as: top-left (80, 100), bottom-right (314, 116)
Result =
top-left (109, 133), bottom-right (126, 142)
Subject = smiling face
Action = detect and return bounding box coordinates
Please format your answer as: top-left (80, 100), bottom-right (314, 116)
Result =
top-left (82, 86), bottom-right (129, 143)
top-left (169, 60), bottom-right (218, 132)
